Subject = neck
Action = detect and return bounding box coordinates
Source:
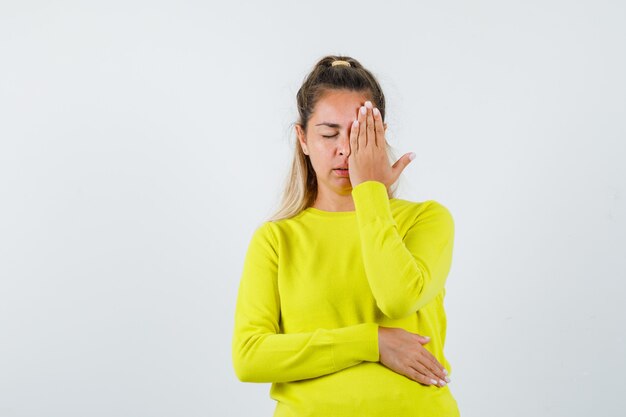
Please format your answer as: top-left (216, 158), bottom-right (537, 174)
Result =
top-left (312, 188), bottom-right (355, 212)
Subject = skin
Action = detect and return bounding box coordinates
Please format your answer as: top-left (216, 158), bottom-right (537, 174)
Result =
top-left (296, 89), bottom-right (413, 211)
top-left (295, 89), bottom-right (451, 387)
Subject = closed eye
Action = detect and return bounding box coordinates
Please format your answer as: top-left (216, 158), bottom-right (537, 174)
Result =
top-left (322, 134), bottom-right (338, 138)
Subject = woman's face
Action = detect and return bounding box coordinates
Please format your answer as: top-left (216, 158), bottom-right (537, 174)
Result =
top-left (296, 89), bottom-right (385, 197)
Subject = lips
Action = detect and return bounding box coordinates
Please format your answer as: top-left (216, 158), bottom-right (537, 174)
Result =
top-left (333, 167), bottom-right (350, 177)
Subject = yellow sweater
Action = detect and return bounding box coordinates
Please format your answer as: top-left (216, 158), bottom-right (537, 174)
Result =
top-left (232, 181), bottom-right (459, 416)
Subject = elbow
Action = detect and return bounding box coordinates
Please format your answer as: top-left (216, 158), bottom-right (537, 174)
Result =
top-left (233, 352), bottom-right (261, 383)
top-left (375, 266), bottom-right (431, 319)
top-left (375, 279), bottom-right (426, 319)
top-left (233, 339), bottom-right (269, 383)
top-left (376, 281), bottom-right (446, 319)
top-left (376, 299), bottom-right (417, 320)
top-left (233, 363), bottom-right (256, 383)
top-left (232, 350), bottom-right (247, 382)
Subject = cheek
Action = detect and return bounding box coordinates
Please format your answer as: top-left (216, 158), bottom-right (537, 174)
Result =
top-left (308, 144), bottom-right (334, 168)
top-left (311, 141), bottom-right (333, 156)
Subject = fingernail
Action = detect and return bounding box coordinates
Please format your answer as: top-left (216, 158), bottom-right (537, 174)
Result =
top-left (430, 379), bottom-right (437, 385)
top-left (365, 101), bottom-right (373, 108)
top-left (373, 108), bottom-right (380, 116)
top-left (443, 369), bottom-right (448, 375)
top-left (352, 119), bottom-right (358, 127)
top-left (409, 152), bottom-right (416, 161)
top-left (360, 106), bottom-right (366, 115)
top-left (445, 377), bottom-right (451, 383)
top-left (439, 380), bottom-right (446, 386)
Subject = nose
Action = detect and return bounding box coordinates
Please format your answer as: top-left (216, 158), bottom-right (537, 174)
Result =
top-left (338, 135), bottom-right (350, 156)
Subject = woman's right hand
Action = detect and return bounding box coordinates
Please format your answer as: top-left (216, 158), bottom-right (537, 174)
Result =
top-left (378, 326), bottom-right (451, 387)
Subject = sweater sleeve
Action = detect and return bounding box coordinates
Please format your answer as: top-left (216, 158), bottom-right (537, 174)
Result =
top-left (232, 222), bottom-right (380, 383)
top-left (352, 181), bottom-right (455, 320)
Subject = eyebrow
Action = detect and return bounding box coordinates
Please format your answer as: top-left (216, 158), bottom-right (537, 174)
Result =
top-left (314, 122), bottom-right (342, 128)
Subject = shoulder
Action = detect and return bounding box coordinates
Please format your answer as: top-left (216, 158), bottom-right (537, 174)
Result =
top-left (247, 212), bottom-right (306, 249)
top-left (249, 220), bottom-right (278, 244)
top-left (244, 221), bottom-right (279, 255)
top-left (390, 198), bottom-right (454, 232)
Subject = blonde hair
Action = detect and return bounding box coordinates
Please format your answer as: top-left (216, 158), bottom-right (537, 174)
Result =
top-left (269, 55), bottom-right (398, 221)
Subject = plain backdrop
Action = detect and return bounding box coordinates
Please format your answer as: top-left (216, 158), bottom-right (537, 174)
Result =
top-left (1, 1), bottom-right (625, 416)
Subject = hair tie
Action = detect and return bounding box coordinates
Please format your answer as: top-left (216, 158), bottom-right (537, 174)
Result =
top-left (331, 60), bottom-right (351, 67)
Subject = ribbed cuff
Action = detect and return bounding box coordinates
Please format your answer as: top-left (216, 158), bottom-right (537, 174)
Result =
top-left (331, 323), bottom-right (380, 368)
top-left (352, 181), bottom-right (394, 226)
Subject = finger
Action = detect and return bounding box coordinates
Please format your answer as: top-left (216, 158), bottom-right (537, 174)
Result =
top-left (357, 105), bottom-right (367, 150)
top-left (365, 101), bottom-right (375, 148)
top-left (390, 152), bottom-right (416, 183)
top-left (410, 363), bottom-right (443, 387)
top-left (406, 365), bottom-right (437, 386)
top-left (350, 119), bottom-right (359, 154)
top-left (412, 338), bottom-right (445, 376)
top-left (418, 346), bottom-right (442, 371)
top-left (419, 349), bottom-right (448, 382)
top-left (373, 106), bottom-right (385, 148)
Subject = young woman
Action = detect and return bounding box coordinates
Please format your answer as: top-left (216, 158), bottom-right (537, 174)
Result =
top-left (232, 55), bottom-right (459, 416)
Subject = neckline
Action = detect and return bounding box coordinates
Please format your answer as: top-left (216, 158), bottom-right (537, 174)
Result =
top-left (303, 198), bottom-right (397, 218)
top-left (303, 206), bottom-right (356, 218)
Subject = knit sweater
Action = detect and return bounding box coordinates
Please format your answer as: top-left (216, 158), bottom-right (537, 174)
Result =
top-left (232, 180), bottom-right (459, 416)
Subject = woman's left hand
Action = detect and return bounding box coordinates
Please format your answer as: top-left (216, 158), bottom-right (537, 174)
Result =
top-left (348, 101), bottom-right (415, 190)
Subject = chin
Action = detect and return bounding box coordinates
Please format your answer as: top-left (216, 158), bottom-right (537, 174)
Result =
top-left (336, 184), bottom-right (353, 195)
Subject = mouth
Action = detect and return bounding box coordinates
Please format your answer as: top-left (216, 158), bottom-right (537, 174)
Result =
top-left (333, 167), bottom-right (350, 177)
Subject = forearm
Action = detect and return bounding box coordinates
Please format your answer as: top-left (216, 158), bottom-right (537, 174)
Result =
top-left (233, 223), bottom-right (380, 383)
top-left (352, 181), bottom-right (454, 319)
top-left (358, 218), bottom-right (428, 318)
top-left (232, 322), bottom-right (379, 383)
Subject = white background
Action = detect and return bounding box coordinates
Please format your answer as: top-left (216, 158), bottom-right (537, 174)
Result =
top-left (1, 1), bottom-right (625, 416)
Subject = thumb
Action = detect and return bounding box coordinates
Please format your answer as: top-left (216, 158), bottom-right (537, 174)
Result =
top-left (391, 152), bottom-right (416, 177)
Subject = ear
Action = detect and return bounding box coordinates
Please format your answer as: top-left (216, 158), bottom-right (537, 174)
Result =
top-left (295, 124), bottom-right (309, 155)
top-left (384, 122), bottom-right (388, 132)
